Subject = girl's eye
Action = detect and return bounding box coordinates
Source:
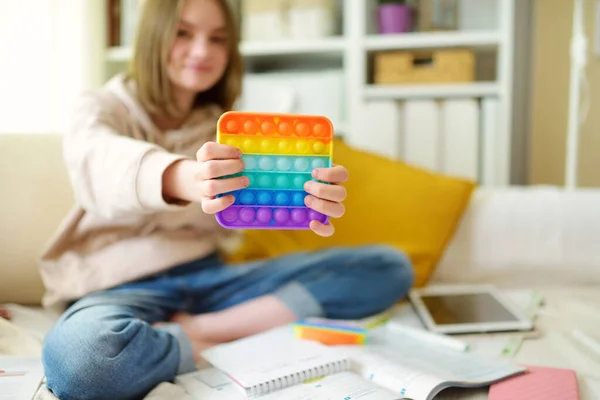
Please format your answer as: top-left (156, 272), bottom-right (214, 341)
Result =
top-left (211, 36), bottom-right (228, 44)
top-left (177, 29), bottom-right (190, 38)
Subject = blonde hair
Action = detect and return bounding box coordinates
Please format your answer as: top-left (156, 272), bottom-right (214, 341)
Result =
top-left (128, 0), bottom-right (243, 118)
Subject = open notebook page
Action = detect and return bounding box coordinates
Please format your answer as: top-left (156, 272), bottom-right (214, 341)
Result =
top-left (200, 327), bottom-right (349, 394)
top-left (342, 333), bottom-right (525, 400)
top-left (0, 356), bottom-right (44, 400)
top-left (176, 368), bottom-right (402, 400)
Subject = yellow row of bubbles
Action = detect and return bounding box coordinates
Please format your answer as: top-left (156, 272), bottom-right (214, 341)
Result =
top-left (221, 135), bottom-right (330, 156)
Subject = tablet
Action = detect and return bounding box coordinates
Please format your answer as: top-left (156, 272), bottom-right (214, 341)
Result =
top-left (408, 285), bottom-right (534, 334)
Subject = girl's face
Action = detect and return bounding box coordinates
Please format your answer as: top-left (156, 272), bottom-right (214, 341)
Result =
top-left (168, 0), bottom-right (230, 100)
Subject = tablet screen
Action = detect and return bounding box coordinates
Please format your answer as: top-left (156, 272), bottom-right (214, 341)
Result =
top-left (420, 293), bottom-right (519, 325)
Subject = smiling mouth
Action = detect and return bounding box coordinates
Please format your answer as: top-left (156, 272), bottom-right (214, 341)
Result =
top-left (187, 65), bottom-right (213, 72)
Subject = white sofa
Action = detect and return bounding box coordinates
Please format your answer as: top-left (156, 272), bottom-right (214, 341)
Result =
top-left (1, 133), bottom-right (600, 399)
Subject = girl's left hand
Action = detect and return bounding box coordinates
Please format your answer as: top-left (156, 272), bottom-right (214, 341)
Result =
top-left (304, 165), bottom-right (349, 237)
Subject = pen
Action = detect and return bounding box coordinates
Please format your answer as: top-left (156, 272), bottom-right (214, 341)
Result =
top-left (386, 322), bottom-right (470, 352)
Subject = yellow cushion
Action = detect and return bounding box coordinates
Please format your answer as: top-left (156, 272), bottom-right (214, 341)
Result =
top-left (225, 138), bottom-right (475, 287)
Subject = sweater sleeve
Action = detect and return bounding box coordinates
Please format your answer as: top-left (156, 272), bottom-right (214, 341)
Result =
top-left (63, 92), bottom-right (190, 219)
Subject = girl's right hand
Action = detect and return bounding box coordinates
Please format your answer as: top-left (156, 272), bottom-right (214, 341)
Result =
top-left (162, 142), bottom-right (249, 213)
top-left (195, 142), bottom-right (249, 213)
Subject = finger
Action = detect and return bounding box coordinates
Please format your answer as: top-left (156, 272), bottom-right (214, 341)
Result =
top-left (201, 194), bottom-right (235, 214)
top-left (199, 159), bottom-right (245, 180)
top-left (305, 195), bottom-right (345, 218)
top-left (310, 220), bottom-right (335, 237)
top-left (312, 165), bottom-right (349, 184)
top-left (304, 181), bottom-right (347, 203)
top-left (201, 176), bottom-right (249, 197)
top-left (197, 142), bottom-right (242, 162)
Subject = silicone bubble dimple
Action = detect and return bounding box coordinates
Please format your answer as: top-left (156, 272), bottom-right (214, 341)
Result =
top-left (242, 155), bottom-right (257, 170)
top-left (246, 173), bottom-right (255, 187)
top-left (243, 138), bottom-right (257, 152)
top-left (293, 175), bottom-right (307, 189)
top-left (296, 122), bottom-right (310, 137)
top-left (276, 157), bottom-right (292, 171)
top-left (261, 121), bottom-right (276, 135)
top-left (257, 191), bottom-right (272, 205)
top-left (239, 191), bottom-right (255, 205)
top-left (275, 192), bottom-right (290, 206)
top-left (258, 156), bottom-right (275, 171)
top-left (261, 139), bottom-right (276, 153)
top-left (239, 207), bottom-right (256, 223)
top-left (312, 141), bottom-right (326, 154)
top-left (258, 174), bottom-right (274, 188)
top-left (313, 123), bottom-right (328, 137)
top-left (279, 122), bottom-right (293, 136)
top-left (225, 119), bottom-right (239, 133)
top-left (292, 192), bottom-right (306, 206)
top-left (256, 208), bottom-right (272, 224)
top-left (291, 209), bottom-right (308, 224)
top-left (221, 208), bottom-right (238, 223)
top-left (278, 139), bottom-right (292, 153)
top-left (274, 209), bottom-right (290, 224)
top-left (309, 210), bottom-right (327, 223)
top-left (311, 158), bottom-right (326, 169)
top-left (296, 140), bottom-right (309, 154)
top-left (244, 120), bottom-right (258, 135)
top-left (275, 175), bottom-right (290, 189)
top-left (294, 157), bottom-right (309, 172)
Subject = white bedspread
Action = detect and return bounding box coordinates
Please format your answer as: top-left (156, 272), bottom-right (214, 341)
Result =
top-left (2, 285), bottom-right (600, 400)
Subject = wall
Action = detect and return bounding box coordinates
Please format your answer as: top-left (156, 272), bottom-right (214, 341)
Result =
top-left (529, 0), bottom-right (600, 187)
top-left (0, 0), bottom-right (105, 135)
top-left (0, 1), bottom-right (55, 133)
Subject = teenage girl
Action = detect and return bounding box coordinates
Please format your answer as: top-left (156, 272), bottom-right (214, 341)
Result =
top-left (39, 1), bottom-right (414, 398)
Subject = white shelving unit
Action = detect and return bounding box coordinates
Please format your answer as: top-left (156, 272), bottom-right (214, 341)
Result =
top-left (101, 0), bottom-right (530, 186)
top-left (364, 30), bottom-right (501, 51)
top-left (364, 82), bottom-right (500, 100)
top-left (241, 37), bottom-right (346, 56)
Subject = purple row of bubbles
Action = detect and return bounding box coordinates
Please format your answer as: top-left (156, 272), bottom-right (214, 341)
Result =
top-left (220, 207), bottom-right (327, 225)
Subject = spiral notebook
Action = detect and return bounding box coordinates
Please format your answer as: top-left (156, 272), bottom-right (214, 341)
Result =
top-left (199, 326), bottom-right (525, 399)
top-left (199, 327), bottom-right (351, 397)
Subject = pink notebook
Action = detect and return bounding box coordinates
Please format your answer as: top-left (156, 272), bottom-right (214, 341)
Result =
top-left (489, 365), bottom-right (579, 400)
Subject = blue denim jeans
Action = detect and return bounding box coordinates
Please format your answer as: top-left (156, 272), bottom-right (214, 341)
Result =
top-left (42, 245), bottom-right (414, 400)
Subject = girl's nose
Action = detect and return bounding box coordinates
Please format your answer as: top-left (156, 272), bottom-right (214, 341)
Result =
top-left (189, 37), bottom-right (209, 59)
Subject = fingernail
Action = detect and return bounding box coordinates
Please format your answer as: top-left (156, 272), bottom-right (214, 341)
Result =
top-left (312, 169), bottom-right (320, 178)
top-left (304, 181), bottom-right (313, 191)
top-left (236, 149), bottom-right (242, 157)
top-left (305, 196), bottom-right (314, 206)
top-left (241, 177), bottom-right (250, 186)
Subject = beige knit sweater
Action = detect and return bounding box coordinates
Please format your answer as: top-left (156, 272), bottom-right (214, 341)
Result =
top-left (39, 74), bottom-right (236, 310)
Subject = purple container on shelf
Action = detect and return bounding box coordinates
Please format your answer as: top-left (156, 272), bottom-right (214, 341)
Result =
top-left (378, 3), bottom-right (412, 34)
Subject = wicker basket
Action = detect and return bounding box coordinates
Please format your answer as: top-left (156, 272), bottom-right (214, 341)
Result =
top-left (373, 49), bottom-right (475, 84)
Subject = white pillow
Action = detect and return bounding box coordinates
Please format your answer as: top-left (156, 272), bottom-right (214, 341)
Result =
top-left (431, 185), bottom-right (600, 286)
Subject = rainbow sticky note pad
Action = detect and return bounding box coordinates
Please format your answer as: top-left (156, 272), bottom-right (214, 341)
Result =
top-left (294, 321), bottom-right (368, 346)
top-left (216, 112), bottom-right (334, 230)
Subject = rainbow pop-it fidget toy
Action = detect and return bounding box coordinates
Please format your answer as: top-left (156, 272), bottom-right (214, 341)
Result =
top-left (215, 111), bottom-right (334, 229)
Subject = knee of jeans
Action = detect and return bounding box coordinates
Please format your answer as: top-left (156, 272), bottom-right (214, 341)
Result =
top-left (42, 312), bottom-right (163, 400)
top-left (364, 245), bottom-right (415, 298)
